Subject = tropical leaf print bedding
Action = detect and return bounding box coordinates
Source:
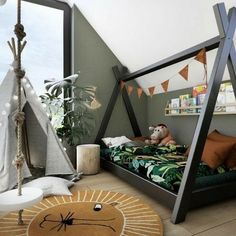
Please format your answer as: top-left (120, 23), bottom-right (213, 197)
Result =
top-left (104, 144), bottom-right (228, 192)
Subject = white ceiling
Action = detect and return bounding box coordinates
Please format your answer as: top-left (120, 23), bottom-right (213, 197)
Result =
top-left (66, 0), bottom-right (236, 94)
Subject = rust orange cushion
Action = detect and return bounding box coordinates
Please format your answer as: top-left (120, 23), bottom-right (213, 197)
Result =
top-left (201, 139), bottom-right (234, 169)
top-left (208, 130), bottom-right (236, 168)
top-left (184, 138), bottom-right (234, 169)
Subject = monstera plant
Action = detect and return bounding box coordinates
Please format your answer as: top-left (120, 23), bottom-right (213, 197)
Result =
top-left (40, 74), bottom-right (99, 147)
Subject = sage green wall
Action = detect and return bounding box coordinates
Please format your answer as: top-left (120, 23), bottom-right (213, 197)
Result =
top-left (147, 88), bottom-right (236, 145)
top-left (72, 6), bottom-right (147, 143)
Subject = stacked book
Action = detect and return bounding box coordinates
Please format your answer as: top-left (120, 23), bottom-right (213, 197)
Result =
top-left (192, 84), bottom-right (207, 113)
top-left (179, 94), bottom-right (196, 114)
top-left (167, 82), bottom-right (236, 115)
top-left (170, 98), bottom-right (180, 114)
top-left (169, 94), bottom-right (197, 114)
top-left (215, 82), bottom-right (236, 112)
top-left (215, 83), bottom-right (226, 112)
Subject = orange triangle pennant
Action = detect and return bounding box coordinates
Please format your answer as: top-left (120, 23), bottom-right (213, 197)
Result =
top-left (148, 86), bottom-right (155, 97)
top-left (194, 48), bottom-right (207, 64)
top-left (179, 65), bottom-right (189, 81)
top-left (137, 87), bottom-right (143, 98)
top-left (161, 80), bottom-right (169, 92)
top-left (120, 80), bottom-right (125, 90)
top-left (127, 85), bottom-right (133, 96)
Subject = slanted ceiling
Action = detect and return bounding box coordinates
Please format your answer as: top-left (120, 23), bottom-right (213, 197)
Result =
top-left (66, 0), bottom-right (236, 95)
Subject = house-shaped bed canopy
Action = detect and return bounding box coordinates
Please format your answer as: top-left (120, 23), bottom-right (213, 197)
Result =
top-left (97, 3), bottom-right (236, 223)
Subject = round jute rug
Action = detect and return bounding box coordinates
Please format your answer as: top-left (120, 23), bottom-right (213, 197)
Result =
top-left (0, 190), bottom-right (163, 236)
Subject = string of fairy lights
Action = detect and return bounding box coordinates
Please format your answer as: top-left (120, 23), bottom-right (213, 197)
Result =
top-left (0, 69), bottom-right (69, 149)
top-left (0, 77), bottom-right (45, 122)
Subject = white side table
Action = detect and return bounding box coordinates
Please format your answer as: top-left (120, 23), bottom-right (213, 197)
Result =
top-left (0, 187), bottom-right (43, 212)
top-left (76, 144), bottom-right (100, 175)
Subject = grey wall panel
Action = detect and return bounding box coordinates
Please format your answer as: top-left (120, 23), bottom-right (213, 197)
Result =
top-left (72, 6), bottom-right (147, 143)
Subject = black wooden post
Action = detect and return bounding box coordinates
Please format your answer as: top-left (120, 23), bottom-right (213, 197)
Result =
top-left (95, 66), bottom-right (141, 144)
top-left (228, 45), bottom-right (236, 99)
top-left (121, 37), bottom-right (220, 82)
top-left (171, 3), bottom-right (236, 224)
top-left (112, 66), bottom-right (142, 137)
top-left (215, 4), bottom-right (236, 98)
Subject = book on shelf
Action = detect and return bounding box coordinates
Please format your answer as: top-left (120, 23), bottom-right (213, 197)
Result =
top-left (193, 84), bottom-right (207, 97)
top-left (187, 97), bottom-right (197, 113)
top-left (179, 94), bottom-right (191, 114)
top-left (197, 93), bottom-right (206, 113)
top-left (193, 84), bottom-right (207, 113)
top-left (215, 83), bottom-right (226, 112)
top-left (166, 82), bottom-right (236, 116)
top-left (170, 98), bottom-right (180, 114)
top-left (225, 82), bottom-right (236, 112)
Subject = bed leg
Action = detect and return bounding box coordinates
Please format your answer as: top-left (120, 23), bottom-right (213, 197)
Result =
top-left (170, 205), bottom-right (187, 224)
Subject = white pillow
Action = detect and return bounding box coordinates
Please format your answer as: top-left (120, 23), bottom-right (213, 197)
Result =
top-left (102, 136), bottom-right (131, 147)
top-left (23, 177), bottom-right (74, 197)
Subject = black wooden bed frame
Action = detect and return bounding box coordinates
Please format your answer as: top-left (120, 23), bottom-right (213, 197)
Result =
top-left (95, 3), bottom-right (236, 224)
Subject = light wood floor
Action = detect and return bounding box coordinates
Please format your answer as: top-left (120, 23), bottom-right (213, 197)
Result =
top-left (76, 169), bottom-right (236, 236)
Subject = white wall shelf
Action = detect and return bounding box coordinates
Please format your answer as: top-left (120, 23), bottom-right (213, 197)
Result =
top-left (165, 103), bottom-right (236, 116)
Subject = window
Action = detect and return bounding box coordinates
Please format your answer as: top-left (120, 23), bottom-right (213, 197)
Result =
top-left (0, 0), bottom-right (71, 95)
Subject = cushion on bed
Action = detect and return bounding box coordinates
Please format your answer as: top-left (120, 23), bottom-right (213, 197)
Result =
top-left (129, 136), bottom-right (147, 142)
top-left (201, 139), bottom-right (234, 169)
top-left (102, 136), bottom-right (131, 147)
top-left (184, 139), bottom-right (234, 169)
top-left (208, 130), bottom-right (236, 168)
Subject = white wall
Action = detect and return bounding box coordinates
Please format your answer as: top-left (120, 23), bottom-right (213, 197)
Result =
top-left (72, 0), bottom-right (236, 94)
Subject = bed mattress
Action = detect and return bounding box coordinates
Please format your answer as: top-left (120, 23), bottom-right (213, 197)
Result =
top-left (101, 144), bottom-right (236, 192)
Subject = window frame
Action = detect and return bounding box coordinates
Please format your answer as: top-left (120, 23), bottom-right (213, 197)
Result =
top-left (23, 0), bottom-right (71, 77)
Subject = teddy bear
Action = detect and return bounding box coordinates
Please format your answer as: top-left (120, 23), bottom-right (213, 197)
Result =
top-left (145, 124), bottom-right (176, 146)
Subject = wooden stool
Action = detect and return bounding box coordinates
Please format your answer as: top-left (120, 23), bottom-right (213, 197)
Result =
top-left (76, 144), bottom-right (100, 175)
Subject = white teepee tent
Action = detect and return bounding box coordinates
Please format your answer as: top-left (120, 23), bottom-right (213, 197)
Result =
top-left (0, 64), bottom-right (76, 193)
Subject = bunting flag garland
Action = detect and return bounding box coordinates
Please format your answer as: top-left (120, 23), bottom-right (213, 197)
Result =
top-left (161, 80), bottom-right (169, 92)
top-left (194, 48), bottom-right (207, 83)
top-left (148, 86), bottom-right (155, 97)
top-left (194, 48), bottom-right (207, 65)
top-left (196, 48), bottom-right (207, 83)
top-left (120, 80), bottom-right (125, 90)
top-left (137, 87), bottom-right (143, 98)
top-left (118, 48), bottom-right (207, 97)
top-left (127, 85), bottom-right (133, 96)
top-left (178, 65), bottom-right (189, 81)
